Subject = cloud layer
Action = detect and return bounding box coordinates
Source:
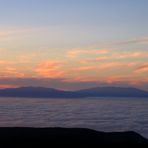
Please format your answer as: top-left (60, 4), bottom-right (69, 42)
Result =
top-left (0, 36), bottom-right (148, 90)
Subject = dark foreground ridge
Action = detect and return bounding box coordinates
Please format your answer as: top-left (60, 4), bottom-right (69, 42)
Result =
top-left (0, 127), bottom-right (147, 147)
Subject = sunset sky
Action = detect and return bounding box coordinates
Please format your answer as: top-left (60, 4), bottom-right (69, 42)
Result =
top-left (0, 0), bottom-right (148, 90)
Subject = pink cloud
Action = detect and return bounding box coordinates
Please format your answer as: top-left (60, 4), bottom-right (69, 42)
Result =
top-left (35, 61), bottom-right (65, 78)
top-left (78, 51), bottom-right (148, 65)
top-left (0, 84), bottom-right (19, 89)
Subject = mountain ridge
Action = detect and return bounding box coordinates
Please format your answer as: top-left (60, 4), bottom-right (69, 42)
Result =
top-left (0, 86), bottom-right (148, 98)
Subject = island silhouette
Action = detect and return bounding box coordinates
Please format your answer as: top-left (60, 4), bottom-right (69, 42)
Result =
top-left (0, 86), bottom-right (148, 98)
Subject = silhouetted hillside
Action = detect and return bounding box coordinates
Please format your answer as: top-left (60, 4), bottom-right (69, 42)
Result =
top-left (0, 86), bottom-right (148, 98)
top-left (77, 87), bottom-right (148, 97)
top-left (0, 127), bottom-right (147, 147)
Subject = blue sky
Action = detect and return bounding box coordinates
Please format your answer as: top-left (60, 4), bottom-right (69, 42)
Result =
top-left (0, 0), bottom-right (148, 28)
top-left (0, 0), bottom-right (148, 39)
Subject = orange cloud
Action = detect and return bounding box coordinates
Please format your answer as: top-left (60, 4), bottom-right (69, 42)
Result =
top-left (71, 62), bottom-right (129, 75)
top-left (0, 60), bottom-right (15, 65)
top-left (67, 61), bottom-right (148, 84)
top-left (135, 64), bottom-right (148, 73)
top-left (0, 67), bottom-right (25, 78)
top-left (35, 61), bottom-right (65, 78)
top-left (0, 84), bottom-right (19, 89)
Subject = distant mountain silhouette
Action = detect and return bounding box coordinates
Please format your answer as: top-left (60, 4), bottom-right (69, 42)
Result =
top-left (0, 86), bottom-right (148, 98)
top-left (76, 87), bottom-right (148, 97)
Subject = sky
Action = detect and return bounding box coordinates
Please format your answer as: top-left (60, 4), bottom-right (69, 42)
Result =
top-left (0, 0), bottom-right (148, 90)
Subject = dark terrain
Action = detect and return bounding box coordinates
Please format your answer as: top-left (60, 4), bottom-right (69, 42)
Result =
top-left (0, 127), bottom-right (147, 147)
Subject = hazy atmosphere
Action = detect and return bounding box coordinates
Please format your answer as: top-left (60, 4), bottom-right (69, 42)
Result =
top-left (0, 0), bottom-right (148, 91)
